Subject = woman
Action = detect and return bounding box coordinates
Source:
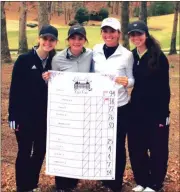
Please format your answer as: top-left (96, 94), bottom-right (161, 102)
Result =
top-left (8, 25), bottom-right (58, 192)
top-left (93, 17), bottom-right (134, 192)
top-left (42, 24), bottom-right (93, 192)
top-left (127, 21), bottom-right (170, 192)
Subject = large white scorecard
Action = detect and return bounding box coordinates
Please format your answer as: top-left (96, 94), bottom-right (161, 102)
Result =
top-left (46, 71), bottom-right (118, 180)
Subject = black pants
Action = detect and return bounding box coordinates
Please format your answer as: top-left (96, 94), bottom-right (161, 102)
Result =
top-left (101, 104), bottom-right (129, 191)
top-left (55, 104), bottom-right (129, 191)
top-left (55, 176), bottom-right (78, 190)
top-left (15, 122), bottom-right (46, 191)
top-left (128, 117), bottom-right (169, 191)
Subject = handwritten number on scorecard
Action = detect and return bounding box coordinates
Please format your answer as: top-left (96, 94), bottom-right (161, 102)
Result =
top-left (109, 98), bottom-right (115, 105)
top-left (109, 106), bottom-right (114, 112)
top-left (108, 122), bottom-right (114, 128)
top-left (108, 114), bottom-right (114, 120)
top-left (108, 145), bottom-right (112, 152)
top-left (107, 139), bottom-right (113, 145)
top-left (107, 170), bottom-right (112, 175)
top-left (109, 90), bottom-right (115, 97)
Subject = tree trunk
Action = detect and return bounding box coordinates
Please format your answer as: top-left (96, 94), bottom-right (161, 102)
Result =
top-left (64, 7), bottom-right (67, 25)
top-left (121, 2), bottom-right (130, 50)
top-left (18, 2), bottom-right (28, 54)
top-left (115, 2), bottom-right (119, 15)
top-left (129, 2), bottom-right (134, 18)
top-left (68, 9), bottom-right (71, 21)
top-left (112, 2), bottom-right (115, 14)
top-left (139, 1), bottom-right (147, 24)
top-left (47, 2), bottom-right (52, 21)
top-left (58, 2), bottom-right (62, 16)
top-left (169, 2), bottom-right (180, 55)
top-left (38, 2), bottom-right (50, 32)
top-left (1, 2), bottom-right (12, 63)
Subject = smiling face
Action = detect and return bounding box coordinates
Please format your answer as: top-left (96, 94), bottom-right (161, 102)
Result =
top-left (101, 26), bottom-right (120, 47)
top-left (68, 34), bottom-right (86, 55)
top-left (38, 36), bottom-right (57, 52)
top-left (129, 31), bottom-right (146, 48)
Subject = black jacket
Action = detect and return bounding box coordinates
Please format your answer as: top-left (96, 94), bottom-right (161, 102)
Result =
top-left (8, 48), bottom-right (53, 125)
top-left (130, 48), bottom-right (170, 123)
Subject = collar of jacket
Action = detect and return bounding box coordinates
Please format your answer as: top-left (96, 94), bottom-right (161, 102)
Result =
top-left (66, 47), bottom-right (86, 59)
top-left (30, 47), bottom-right (51, 72)
top-left (99, 43), bottom-right (123, 56)
top-left (133, 48), bottom-right (148, 60)
top-left (33, 46), bottom-right (49, 61)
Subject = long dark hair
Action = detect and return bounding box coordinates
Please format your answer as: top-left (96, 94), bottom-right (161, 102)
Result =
top-left (49, 49), bottom-right (56, 58)
top-left (145, 34), bottom-right (161, 71)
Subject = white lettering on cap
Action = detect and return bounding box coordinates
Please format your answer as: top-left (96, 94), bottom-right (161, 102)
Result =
top-left (106, 18), bottom-right (113, 22)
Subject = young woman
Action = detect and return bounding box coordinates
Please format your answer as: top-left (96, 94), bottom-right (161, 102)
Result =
top-left (93, 17), bottom-right (134, 192)
top-left (127, 21), bottom-right (170, 192)
top-left (8, 25), bottom-right (58, 192)
top-left (42, 24), bottom-right (93, 192)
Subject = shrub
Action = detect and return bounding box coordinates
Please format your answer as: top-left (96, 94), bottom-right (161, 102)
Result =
top-left (99, 8), bottom-right (109, 20)
top-left (148, 2), bottom-right (174, 16)
top-left (89, 8), bottom-right (109, 21)
top-left (75, 7), bottom-right (89, 24)
top-left (26, 23), bottom-right (38, 28)
top-left (68, 20), bottom-right (78, 26)
top-left (133, 7), bottom-right (140, 17)
top-left (89, 11), bottom-right (102, 21)
top-left (82, 21), bottom-right (88, 26)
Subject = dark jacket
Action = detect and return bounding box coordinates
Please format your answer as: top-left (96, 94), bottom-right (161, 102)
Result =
top-left (8, 48), bottom-right (53, 125)
top-left (130, 48), bottom-right (170, 124)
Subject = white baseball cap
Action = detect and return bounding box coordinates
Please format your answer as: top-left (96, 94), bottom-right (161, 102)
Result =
top-left (101, 17), bottom-right (121, 31)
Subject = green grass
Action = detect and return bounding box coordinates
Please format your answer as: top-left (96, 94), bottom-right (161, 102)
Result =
top-left (7, 14), bottom-right (180, 50)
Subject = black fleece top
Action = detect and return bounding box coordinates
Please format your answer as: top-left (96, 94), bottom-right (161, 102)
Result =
top-left (8, 48), bottom-right (53, 125)
top-left (130, 48), bottom-right (170, 124)
top-left (103, 44), bottom-right (119, 59)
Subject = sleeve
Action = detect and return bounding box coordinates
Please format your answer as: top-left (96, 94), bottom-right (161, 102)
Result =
top-left (158, 52), bottom-right (171, 123)
top-left (51, 54), bottom-right (60, 71)
top-left (8, 56), bottom-right (24, 122)
top-left (125, 52), bottom-right (134, 88)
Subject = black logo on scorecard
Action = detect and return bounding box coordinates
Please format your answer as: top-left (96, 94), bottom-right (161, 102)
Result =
top-left (73, 77), bottom-right (92, 91)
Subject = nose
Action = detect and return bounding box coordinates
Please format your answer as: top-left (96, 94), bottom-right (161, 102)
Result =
top-left (105, 32), bottom-right (112, 38)
top-left (74, 39), bottom-right (79, 43)
top-left (106, 31), bottom-right (112, 35)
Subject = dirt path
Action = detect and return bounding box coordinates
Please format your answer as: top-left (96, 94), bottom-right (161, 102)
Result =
top-left (1, 55), bottom-right (179, 192)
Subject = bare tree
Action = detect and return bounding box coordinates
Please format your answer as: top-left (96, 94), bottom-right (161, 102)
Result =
top-left (169, 2), bottom-right (180, 55)
top-left (47, 2), bottom-right (53, 21)
top-left (129, 2), bottom-right (134, 18)
top-left (62, 2), bottom-right (73, 25)
top-left (57, 2), bottom-right (63, 16)
top-left (111, 2), bottom-right (116, 14)
top-left (38, 2), bottom-right (50, 32)
top-left (139, 1), bottom-right (147, 24)
top-left (1, 2), bottom-right (12, 63)
top-left (115, 2), bottom-right (120, 15)
top-left (121, 2), bottom-right (130, 49)
top-left (18, 2), bottom-right (28, 54)
top-left (72, 1), bottom-right (84, 13)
